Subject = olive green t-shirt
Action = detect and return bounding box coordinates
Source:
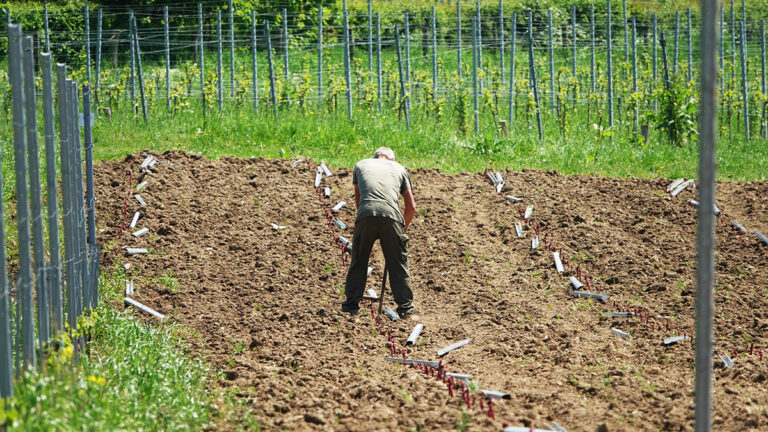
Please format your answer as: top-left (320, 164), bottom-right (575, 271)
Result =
top-left (353, 158), bottom-right (412, 225)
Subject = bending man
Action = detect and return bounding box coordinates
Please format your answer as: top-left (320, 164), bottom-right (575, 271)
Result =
top-left (342, 147), bottom-right (416, 318)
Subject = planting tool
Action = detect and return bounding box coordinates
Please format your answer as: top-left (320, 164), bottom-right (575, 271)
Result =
top-left (754, 231), bottom-right (768, 245)
top-left (132, 227), bottom-right (149, 237)
top-left (667, 177), bottom-right (686, 192)
top-left (569, 276), bottom-right (584, 290)
top-left (124, 297), bottom-right (166, 321)
top-left (406, 324), bottom-right (424, 345)
top-left (136, 181), bottom-right (148, 191)
top-left (323, 187), bottom-right (331, 198)
top-left (377, 264), bottom-right (388, 315)
top-left (670, 179), bottom-right (694, 197)
top-left (383, 306), bottom-right (399, 321)
top-left (531, 236), bottom-right (539, 250)
top-left (333, 218), bottom-right (347, 230)
top-left (270, 223), bottom-right (286, 230)
top-left (320, 162), bottom-right (333, 177)
top-left (719, 353), bottom-right (734, 368)
top-left (130, 211), bottom-right (140, 228)
top-left (514, 222), bottom-right (524, 238)
top-left (314, 167), bottom-right (323, 188)
top-left (135, 194), bottom-right (147, 206)
top-left (494, 172), bottom-right (503, 185)
top-left (125, 247), bottom-right (148, 254)
top-left (524, 205), bottom-right (534, 219)
top-left (486, 172), bottom-right (498, 185)
top-left (504, 195), bottom-right (523, 203)
top-left (553, 252), bottom-right (564, 273)
top-left (289, 159), bottom-right (304, 168)
top-left (481, 389), bottom-right (511, 400)
top-left (611, 312), bottom-right (634, 318)
top-left (570, 290), bottom-right (609, 302)
top-left (332, 201), bottom-right (346, 212)
top-left (384, 357), bottom-right (440, 368)
top-left (437, 339), bottom-right (471, 357)
top-left (611, 328), bottom-right (630, 340)
top-left (663, 335), bottom-right (689, 345)
top-left (730, 220), bottom-right (749, 234)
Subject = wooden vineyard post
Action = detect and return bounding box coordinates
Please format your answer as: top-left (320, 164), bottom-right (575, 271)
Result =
top-left (528, 12), bottom-right (543, 141)
top-left (404, 11), bottom-right (411, 122)
top-left (229, 0), bottom-right (235, 98)
top-left (548, 9), bottom-right (555, 113)
top-left (199, 3), bottom-right (205, 118)
top-left (653, 14), bottom-right (658, 113)
top-left (606, 0), bottom-right (614, 142)
top-left (43, 4), bottom-right (50, 52)
top-left (694, 0), bottom-right (717, 430)
top-left (343, 0), bottom-right (352, 121)
top-left (165, 6), bottom-right (171, 111)
top-left (431, 6), bottom-right (438, 102)
top-left (687, 7), bottom-right (693, 83)
top-left (571, 5), bottom-right (577, 79)
top-left (96, 8), bottom-right (102, 109)
top-left (85, 2), bottom-right (91, 83)
top-left (264, 21), bottom-right (278, 117)
top-left (472, 15), bottom-right (479, 133)
top-left (631, 17), bottom-right (638, 139)
top-left (740, 20), bottom-right (749, 139)
top-left (282, 8), bottom-right (289, 84)
top-left (367, 0), bottom-right (373, 83)
top-left (673, 11), bottom-right (680, 75)
top-left (376, 12), bottom-right (382, 112)
top-left (394, 24), bottom-right (410, 130)
top-left (457, 1), bottom-right (462, 79)
top-left (217, 10), bottom-right (223, 113)
top-left (590, 4), bottom-right (595, 92)
top-left (622, 0), bottom-right (628, 63)
top-left (508, 12), bottom-right (517, 128)
top-left (251, 11), bottom-right (258, 112)
top-left (131, 13), bottom-right (149, 124)
top-left (498, 0), bottom-right (504, 85)
top-left (763, 20), bottom-right (767, 138)
top-left (129, 10), bottom-right (136, 110)
top-left (317, 6), bottom-right (322, 104)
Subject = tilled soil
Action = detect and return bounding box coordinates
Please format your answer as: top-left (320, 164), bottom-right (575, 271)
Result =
top-left (95, 151), bottom-right (768, 431)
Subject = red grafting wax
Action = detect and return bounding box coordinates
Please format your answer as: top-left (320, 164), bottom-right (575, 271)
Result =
top-left (543, 232), bottom-right (549, 242)
top-left (666, 320), bottom-right (670, 331)
top-left (760, 350), bottom-right (764, 361)
top-left (732, 348), bottom-right (739, 357)
top-left (448, 377), bottom-right (455, 397)
top-left (577, 265), bottom-right (581, 278)
top-left (535, 223), bottom-right (541, 235)
top-left (390, 342), bottom-right (395, 356)
top-left (479, 397), bottom-right (485, 410)
top-left (488, 399), bottom-right (495, 420)
top-left (750, 342), bottom-right (755, 355)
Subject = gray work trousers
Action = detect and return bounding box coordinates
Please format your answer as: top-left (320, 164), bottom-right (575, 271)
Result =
top-left (342, 216), bottom-right (414, 316)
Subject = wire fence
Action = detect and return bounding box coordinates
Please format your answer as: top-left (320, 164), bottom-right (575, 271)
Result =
top-left (1, 22), bottom-right (101, 397)
top-left (2, 1), bottom-right (765, 143)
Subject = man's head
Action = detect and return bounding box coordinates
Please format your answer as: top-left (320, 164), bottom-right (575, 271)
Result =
top-left (373, 147), bottom-right (395, 161)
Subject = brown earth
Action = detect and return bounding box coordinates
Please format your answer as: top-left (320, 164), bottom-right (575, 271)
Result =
top-left (94, 151), bottom-right (768, 431)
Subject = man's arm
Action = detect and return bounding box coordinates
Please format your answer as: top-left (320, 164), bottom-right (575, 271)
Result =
top-left (354, 184), bottom-right (361, 209)
top-left (402, 189), bottom-right (416, 231)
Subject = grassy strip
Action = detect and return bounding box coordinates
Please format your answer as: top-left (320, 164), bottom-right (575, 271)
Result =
top-left (0, 263), bottom-right (256, 431)
top-left (92, 104), bottom-right (767, 181)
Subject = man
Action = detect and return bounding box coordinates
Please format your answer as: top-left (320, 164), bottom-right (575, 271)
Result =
top-left (342, 147), bottom-right (416, 318)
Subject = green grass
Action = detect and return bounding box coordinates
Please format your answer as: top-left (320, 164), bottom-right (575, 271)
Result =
top-left (0, 264), bottom-right (247, 431)
top-left (90, 99), bottom-right (768, 181)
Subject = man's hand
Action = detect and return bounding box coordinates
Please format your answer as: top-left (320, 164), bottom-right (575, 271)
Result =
top-left (402, 189), bottom-right (416, 231)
